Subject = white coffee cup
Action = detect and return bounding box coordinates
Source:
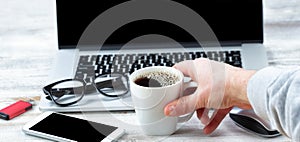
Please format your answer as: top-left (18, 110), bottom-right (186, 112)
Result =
top-left (129, 66), bottom-right (196, 136)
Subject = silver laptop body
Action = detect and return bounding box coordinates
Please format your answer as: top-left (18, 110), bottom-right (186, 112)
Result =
top-left (39, 0), bottom-right (267, 112)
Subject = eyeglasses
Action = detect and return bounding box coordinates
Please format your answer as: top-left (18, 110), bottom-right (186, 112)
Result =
top-left (43, 74), bottom-right (129, 107)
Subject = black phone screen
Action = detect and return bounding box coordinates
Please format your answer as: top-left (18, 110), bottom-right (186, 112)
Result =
top-left (29, 113), bottom-right (118, 142)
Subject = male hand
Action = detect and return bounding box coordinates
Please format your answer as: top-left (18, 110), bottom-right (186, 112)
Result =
top-left (164, 58), bottom-right (255, 134)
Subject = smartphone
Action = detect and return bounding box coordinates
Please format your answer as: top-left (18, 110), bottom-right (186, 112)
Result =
top-left (23, 111), bottom-right (125, 142)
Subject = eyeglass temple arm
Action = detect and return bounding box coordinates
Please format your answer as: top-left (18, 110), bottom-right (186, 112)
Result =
top-left (45, 87), bottom-right (83, 100)
top-left (95, 78), bottom-right (127, 90)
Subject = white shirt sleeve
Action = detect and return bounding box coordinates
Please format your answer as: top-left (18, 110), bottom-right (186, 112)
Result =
top-left (247, 66), bottom-right (300, 141)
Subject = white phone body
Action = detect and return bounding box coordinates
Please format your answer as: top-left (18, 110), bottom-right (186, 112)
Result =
top-left (23, 111), bottom-right (125, 142)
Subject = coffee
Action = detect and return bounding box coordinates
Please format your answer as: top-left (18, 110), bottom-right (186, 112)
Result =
top-left (134, 71), bottom-right (179, 87)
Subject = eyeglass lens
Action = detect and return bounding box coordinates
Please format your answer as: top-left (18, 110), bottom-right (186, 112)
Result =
top-left (94, 74), bottom-right (129, 97)
top-left (50, 80), bottom-right (84, 104)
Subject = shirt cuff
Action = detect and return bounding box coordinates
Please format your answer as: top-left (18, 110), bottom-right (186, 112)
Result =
top-left (247, 66), bottom-right (285, 121)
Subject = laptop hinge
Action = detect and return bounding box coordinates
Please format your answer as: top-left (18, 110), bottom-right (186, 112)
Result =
top-left (220, 41), bottom-right (242, 47)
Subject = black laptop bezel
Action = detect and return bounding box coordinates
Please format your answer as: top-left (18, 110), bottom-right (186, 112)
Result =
top-left (55, 0), bottom-right (263, 50)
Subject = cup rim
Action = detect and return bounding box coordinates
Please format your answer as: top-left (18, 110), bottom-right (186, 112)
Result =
top-left (130, 66), bottom-right (183, 89)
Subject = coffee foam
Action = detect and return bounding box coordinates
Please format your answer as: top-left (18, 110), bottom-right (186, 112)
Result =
top-left (137, 71), bottom-right (180, 87)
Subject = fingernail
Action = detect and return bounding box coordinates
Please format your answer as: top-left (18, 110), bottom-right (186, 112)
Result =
top-left (203, 128), bottom-right (211, 135)
top-left (203, 129), bottom-right (209, 135)
top-left (168, 105), bottom-right (176, 116)
top-left (201, 117), bottom-right (210, 125)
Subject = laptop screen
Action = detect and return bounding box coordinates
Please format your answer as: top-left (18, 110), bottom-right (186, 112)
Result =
top-left (56, 0), bottom-right (263, 49)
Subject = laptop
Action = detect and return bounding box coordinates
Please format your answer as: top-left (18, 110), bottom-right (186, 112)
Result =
top-left (39, 0), bottom-right (268, 112)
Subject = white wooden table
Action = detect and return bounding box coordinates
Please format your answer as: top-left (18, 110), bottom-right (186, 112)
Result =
top-left (0, 0), bottom-right (299, 141)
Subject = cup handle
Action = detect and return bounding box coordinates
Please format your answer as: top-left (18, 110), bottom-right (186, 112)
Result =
top-left (178, 111), bottom-right (195, 123)
top-left (177, 80), bottom-right (198, 123)
top-left (183, 81), bottom-right (198, 93)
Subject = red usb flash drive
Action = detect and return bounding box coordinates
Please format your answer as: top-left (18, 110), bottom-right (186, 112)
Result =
top-left (0, 100), bottom-right (33, 120)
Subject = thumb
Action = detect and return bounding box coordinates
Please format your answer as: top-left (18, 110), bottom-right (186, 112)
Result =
top-left (164, 91), bottom-right (205, 116)
top-left (173, 60), bottom-right (198, 81)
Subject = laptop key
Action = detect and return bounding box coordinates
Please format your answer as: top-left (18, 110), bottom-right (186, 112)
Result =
top-left (75, 50), bottom-right (243, 79)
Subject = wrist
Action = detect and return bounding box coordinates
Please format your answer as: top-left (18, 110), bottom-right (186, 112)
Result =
top-left (229, 66), bottom-right (256, 109)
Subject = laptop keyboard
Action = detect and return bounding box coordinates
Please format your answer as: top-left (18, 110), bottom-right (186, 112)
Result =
top-left (75, 51), bottom-right (242, 79)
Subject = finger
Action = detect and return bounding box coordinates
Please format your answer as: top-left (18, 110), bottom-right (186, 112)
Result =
top-left (203, 108), bottom-right (232, 134)
top-left (164, 92), bottom-right (202, 116)
top-left (197, 108), bottom-right (210, 125)
top-left (196, 108), bottom-right (205, 120)
top-left (165, 86), bottom-right (212, 116)
top-left (173, 60), bottom-right (198, 81)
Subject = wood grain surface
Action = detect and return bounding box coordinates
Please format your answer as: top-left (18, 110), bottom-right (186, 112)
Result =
top-left (0, 0), bottom-right (299, 141)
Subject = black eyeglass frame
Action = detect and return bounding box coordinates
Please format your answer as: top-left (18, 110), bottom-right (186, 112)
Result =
top-left (43, 74), bottom-right (129, 107)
